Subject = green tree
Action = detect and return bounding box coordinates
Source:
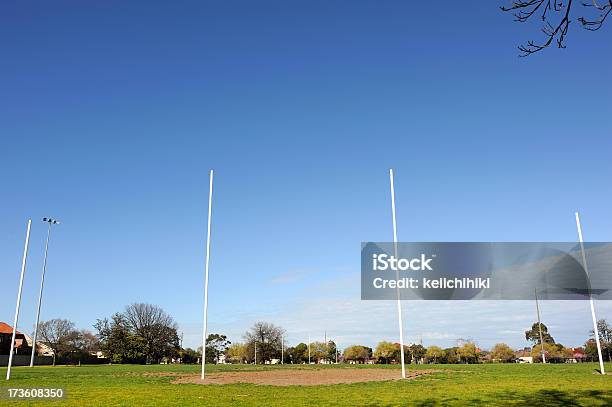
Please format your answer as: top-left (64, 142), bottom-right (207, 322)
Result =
top-left (94, 313), bottom-right (147, 364)
top-left (443, 347), bottom-right (460, 364)
top-left (374, 341), bottom-right (398, 364)
top-left (326, 340), bottom-right (337, 363)
top-left (178, 348), bottom-right (199, 364)
top-left (590, 319), bottom-right (612, 362)
top-left (585, 339), bottom-right (599, 362)
top-left (530, 342), bottom-right (571, 362)
top-left (457, 343), bottom-right (479, 364)
top-left (289, 343), bottom-right (308, 364)
top-left (409, 344), bottom-right (426, 364)
top-left (343, 345), bottom-right (371, 363)
top-left (309, 341), bottom-right (327, 363)
top-left (525, 322), bottom-right (555, 345)
top-left (203, 334), bottom-right (231, 364)
top-left (225, 343), bottom-right (247, 363)
top-left (425, 346), bottom-right (444, 364)
top-left (490, 343), bottom-right (515, 363)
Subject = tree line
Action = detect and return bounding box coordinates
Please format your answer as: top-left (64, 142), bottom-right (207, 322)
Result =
top-left (220, 319), bottom-right (612, 365)
top-left (28, 305), bottom-right (612, 365)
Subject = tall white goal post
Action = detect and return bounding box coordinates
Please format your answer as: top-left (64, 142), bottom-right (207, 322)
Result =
top-left (6, 219), bottom-right (32, 381)
top-left (389, 169), bottom-right (407, 379)
top-left (575, 211), bottom-right (605, 375)
top-left (201, 170), bottom-right (214, 380)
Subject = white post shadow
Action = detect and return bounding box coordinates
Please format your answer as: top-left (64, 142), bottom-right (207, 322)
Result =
top-left (534, 288), bottom-right (546, 363)
top-left (30, 217), bottom-right (60, 367)
top-left (575, 212), bottom-right (605, 375)
top-left (389, 169), bottom-right (407, 379)
top-left (201, 170), bottom-right (214, 380)
top-left (6, 219), bottom-right (32, 381)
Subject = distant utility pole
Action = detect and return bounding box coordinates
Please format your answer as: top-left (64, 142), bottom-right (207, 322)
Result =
top-left (534, 288), bottom-right (546, 363)
top-left (6, 220), bottom-right (31, 381)
top-left (308, 333), bottom-right (311, 364)
top-left (31, 217), bottom-right (60, 367)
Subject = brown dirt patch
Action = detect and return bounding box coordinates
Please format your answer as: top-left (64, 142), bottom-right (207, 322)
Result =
top-left (173, 368), bottom-right (433, 386)
top-left (142, 372), bottom-right (183, 377)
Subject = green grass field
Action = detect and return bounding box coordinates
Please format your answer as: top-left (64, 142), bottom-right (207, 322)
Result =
top-left (1, 363), bottom-right (611, 406)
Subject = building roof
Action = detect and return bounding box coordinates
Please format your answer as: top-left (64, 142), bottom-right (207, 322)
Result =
top-left (22, 333), bottom-right (54, 354)
top-left (515, 349), bottom-right (531, 357)
top-left (0, 322), bottom-right (21, 335)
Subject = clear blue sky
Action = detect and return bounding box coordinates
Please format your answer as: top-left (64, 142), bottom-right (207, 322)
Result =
top-left (1, 1), bottom-right (611, 350)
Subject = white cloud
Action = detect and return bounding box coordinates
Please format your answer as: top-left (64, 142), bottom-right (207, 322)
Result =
top-left (179, 268), bottom-right (612, 351)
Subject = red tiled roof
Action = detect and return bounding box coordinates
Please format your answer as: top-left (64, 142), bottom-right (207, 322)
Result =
top-left (0, 322), bottom-right (21, 335)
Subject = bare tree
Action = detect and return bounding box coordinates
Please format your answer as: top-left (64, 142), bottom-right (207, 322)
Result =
top-left (37, 319), bottom-right (75, 365)
top-left (502, 0), bottom-right (611, 56)
top-left (123, 303), bottom-right (179, 362)
top-left (243, 321), bottom-right (285, 363)
top-left (72, 330), bottom-right (101, 354)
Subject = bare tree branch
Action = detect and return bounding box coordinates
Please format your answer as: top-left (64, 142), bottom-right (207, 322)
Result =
top-left (502, 0), bottom-right (609, 55)
top-left (579, 0), bottom-right (612, 30)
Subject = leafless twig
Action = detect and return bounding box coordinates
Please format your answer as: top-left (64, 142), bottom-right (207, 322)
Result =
top-left (502, 0), bottom-right (609, 55)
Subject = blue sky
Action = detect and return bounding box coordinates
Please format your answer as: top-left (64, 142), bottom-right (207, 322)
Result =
top-left (1, 1), bottom-right (612, 351)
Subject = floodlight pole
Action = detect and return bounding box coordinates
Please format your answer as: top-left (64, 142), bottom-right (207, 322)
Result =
top-left (575, 212), bottom-right (605, 375)
top-left (389, 169), bottom-right (407, 379)
top-left (534, 288), bottom-right (546, 363)
top-left (7, 219), bottom-right (32, 381)
top-left (308, 333), bottom-right (311, 364)
top-left (30, 218), bottom-right (59, 367)
top-left (201, 170), bottom-right (214, 380)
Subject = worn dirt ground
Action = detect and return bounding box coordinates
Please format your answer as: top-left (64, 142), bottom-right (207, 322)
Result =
top-left (173, 368), bottom-right (433, 386)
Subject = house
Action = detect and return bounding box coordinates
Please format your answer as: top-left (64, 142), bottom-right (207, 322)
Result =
top-left (517, 356), bottom-right (533, 363)
top-left (566, 347), bottom-right (586, 363)
top-left (23, 334), bottom-right (55, 357)
top-left (515, 348), bottom-right (533, 364)
top-left (0, 322), bottom-right (32, 355)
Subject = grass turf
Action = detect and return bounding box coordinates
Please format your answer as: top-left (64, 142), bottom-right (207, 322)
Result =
top-left (1, 362), bottom-right (611, 406)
